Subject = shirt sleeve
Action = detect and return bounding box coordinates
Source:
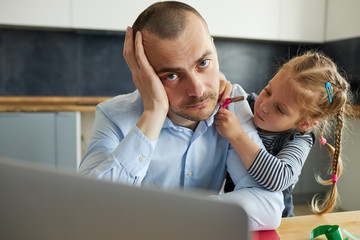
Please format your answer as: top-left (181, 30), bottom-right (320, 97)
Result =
top-left (248, 133), bottom-right (314, 191)
top-left (77, 106), bottom-right (157, 185)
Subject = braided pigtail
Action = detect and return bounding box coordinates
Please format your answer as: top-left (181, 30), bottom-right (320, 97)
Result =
top-left (282, 51), bottom-right (353, 214)
top-left (311, 109), bottom-right (344, 214)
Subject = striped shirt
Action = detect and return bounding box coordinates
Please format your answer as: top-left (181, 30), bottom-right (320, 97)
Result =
top-left (248, 131), bottom-right (314, 192)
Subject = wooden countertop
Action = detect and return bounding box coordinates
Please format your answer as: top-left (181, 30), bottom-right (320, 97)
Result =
top-left (353, 105), bottom-right (360, 118)
top-left (0, 96), bottom-right (112, 112)
top-left (276, 210), bottom-right (360, 239)
top-left (0, 96), bottom-right (360, 117)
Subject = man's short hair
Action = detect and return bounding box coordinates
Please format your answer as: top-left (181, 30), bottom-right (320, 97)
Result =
top-left (132, 1), bottom-right (208, 39)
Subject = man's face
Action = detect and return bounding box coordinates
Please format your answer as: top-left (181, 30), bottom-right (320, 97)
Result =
top-left (142, 13), bottom-right (220, 127)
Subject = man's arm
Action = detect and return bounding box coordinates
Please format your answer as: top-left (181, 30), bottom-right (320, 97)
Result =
top-left (78, 102), bottom-right (157, 185)
top-left (211, 84), bottom-right (284, 230)
top-left (123, 27), bottom-right (168, 141)
top-left (79, 27), bottom-right (169, 183)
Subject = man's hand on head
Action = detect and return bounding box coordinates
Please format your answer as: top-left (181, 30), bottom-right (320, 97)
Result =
top-left (123, 26), bottom-right (168, 141)
top-left (123, 26), bottom-right (169, 114)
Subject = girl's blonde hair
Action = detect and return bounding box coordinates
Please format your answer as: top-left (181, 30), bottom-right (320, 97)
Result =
top-left (281, 51), bottom-right (353, 214)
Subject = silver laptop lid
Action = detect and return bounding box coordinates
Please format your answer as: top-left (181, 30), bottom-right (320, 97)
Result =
top-left (0, 158), bottom-right (249, 240)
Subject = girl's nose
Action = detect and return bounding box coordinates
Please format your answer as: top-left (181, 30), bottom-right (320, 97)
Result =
top-left (260, 101), bottom-right (269, 114)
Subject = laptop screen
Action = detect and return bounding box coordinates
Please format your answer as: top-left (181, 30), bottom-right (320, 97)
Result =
top-left (0, 158), bottom-right (249, 240)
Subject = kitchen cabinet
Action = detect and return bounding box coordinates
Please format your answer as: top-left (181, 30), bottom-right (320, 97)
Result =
top-left (0, 0), bottom-right (71, 28)
top-left (71, 0), bottom-right (326, 42)
top-left (0, 0), bottom-right (327, 43)
top-left (292, 141), bottom-right (330, 197)
top-left (326, 0), bottom-right (360, 41)
top-left (0, 112), bottom-right (80, 171)
top-left (338, 118), bottom-right (360, 211)
top-left (180, 0), bottom-right (281, 41)
top-left (293, 117), bottom-right (360, 209)
top-left (71, 0), bottom-right (154, 32)
top-left (279, 0), bottom-right (326, 43)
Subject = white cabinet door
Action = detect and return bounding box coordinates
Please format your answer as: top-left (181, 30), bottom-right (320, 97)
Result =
top-left (338, 118), bottom-right (360, 211)
top-left (183, 0), bottom-right (281, 41)
top-left (71, 0), bottom-right (154, 31)
top-left (279, 0), bottom-right (326, 43)
top-left (0, 0), bottom-right (328, 42)
top-left (0, 112), bottom-right (80, 171)
top-left (71, 0), bottom-right (281, 41)
top-left (0, 0), bottom-right (71, 28)
top-left (55, 112), bottom-right (81, 170)
top-left (326, 0), bottom-right (360, 41)
top-left (0, 113), bottom-right (56, 167)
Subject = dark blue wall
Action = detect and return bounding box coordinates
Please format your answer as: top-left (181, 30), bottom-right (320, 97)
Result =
top-left (0, 28), bottom-right (358, 103)
top-left (323, 37), bottom-right (360, 103)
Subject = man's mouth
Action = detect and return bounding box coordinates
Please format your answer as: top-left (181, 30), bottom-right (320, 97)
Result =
top-left (188, 99), bottom-right (210, 109)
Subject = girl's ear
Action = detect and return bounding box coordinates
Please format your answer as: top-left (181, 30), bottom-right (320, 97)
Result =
top-left (297, 119), bottom-right (318, 131)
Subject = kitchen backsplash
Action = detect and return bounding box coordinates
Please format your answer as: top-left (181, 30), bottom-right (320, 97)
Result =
top-left (0, 28), bottom-right (359, 103)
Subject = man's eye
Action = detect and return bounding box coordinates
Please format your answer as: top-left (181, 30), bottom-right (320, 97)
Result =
top-left (166, 74), bottom-right (178, 81)
top-left (199, 59), bottom-right (210, 68)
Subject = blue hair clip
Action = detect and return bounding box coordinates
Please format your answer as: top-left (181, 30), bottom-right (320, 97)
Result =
top-left (325, 82), bottom-right (333, 103)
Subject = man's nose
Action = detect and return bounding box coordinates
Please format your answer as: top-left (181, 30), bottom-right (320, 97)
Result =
top-left (185, 74), bottom-right (206, 97)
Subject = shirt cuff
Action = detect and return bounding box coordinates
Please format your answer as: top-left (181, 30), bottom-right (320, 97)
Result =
top-left (113, 126), bottom-right (157, 178)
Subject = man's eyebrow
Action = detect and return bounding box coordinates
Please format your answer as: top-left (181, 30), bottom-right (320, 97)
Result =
top-left (196, 50), bottom-right (213, 64)
top-left (156, 50), bottom-right (213, 74)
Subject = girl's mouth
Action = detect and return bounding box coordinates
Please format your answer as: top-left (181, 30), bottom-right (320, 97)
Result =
top-left (255, 112), bottom-right (264, 121)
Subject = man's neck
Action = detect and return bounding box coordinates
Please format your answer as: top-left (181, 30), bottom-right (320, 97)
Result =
top-left (167, 112), bottom-right (200, 132)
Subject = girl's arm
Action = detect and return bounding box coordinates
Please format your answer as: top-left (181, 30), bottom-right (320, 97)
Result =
top-left (215, 107), bottom-right (260, 169)
top-left (249, 134), bottom-right (313, 191)
top-left (215, 108), bottom-right (314, 191)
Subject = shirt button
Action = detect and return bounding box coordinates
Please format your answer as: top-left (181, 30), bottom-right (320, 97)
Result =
top-left (187, 172), bottom-right (193, 177)
top-left (139, 156), bottom-right (146, 162)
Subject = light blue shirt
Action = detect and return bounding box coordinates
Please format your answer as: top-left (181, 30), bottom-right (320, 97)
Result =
top-left (78, 84), bottom-right (284, 230)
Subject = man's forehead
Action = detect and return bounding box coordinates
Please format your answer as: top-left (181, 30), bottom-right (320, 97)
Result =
top-left (143, 37), bottom-right (214, 71)
top-left (155, 49), bottom-right (214, 74)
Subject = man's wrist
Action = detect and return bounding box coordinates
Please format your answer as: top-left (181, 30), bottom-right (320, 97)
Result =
top-left (136, 109), bottom-right (167, 141)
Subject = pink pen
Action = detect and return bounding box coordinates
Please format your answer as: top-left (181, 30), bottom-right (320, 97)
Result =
top-left (222, 96), bottom-right (245, 109)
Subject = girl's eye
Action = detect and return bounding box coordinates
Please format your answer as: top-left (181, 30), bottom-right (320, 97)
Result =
top-left (199, 59), bottom-right (210, 68)
top-left (277, 106), bottom-right (284, 114)
top-left (264, 88), bottom-right (270, 95)
top-left (166, 74), bottom-right (178, 81)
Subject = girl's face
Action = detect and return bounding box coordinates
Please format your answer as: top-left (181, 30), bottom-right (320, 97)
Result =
top-left (254, 69), bottom-right (304, 132)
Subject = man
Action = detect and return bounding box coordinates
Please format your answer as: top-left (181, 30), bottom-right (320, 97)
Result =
top-left (78, 1), bottom-right (283, 230)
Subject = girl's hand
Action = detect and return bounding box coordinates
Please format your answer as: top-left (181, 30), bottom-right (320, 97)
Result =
top-left (218, 72), bottom-right (232, 106)
top-left (215, 108), bottom-right (244, 141)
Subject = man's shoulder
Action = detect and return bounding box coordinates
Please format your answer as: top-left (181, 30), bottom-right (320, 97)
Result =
top-left (228, 84), bottom-right (255, 127)
top-left (231, 84), bottom-right (248, 97)
top-left (97, 90), bottom-right (143, 119)
top-left (229, 83), bottom-right (250, 115)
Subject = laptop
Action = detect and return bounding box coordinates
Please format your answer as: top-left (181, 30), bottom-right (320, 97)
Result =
top-left (0, 158), bottom-right (249, 240)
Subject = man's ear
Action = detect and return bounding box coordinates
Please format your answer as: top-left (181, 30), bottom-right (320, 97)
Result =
top-left (297, 119), bottom-right (318, 131)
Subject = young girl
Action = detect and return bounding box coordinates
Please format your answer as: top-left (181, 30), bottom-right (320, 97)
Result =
top-left (215, 51), bottom-right (353, 216)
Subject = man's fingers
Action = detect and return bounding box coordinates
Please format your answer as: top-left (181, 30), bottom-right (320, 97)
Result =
top-left (134, 31), bottom-right (156, 75)
top-left (218, 74), bottom-right (232, 105)
top-left (123, 26), bottom-right (139, 69)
